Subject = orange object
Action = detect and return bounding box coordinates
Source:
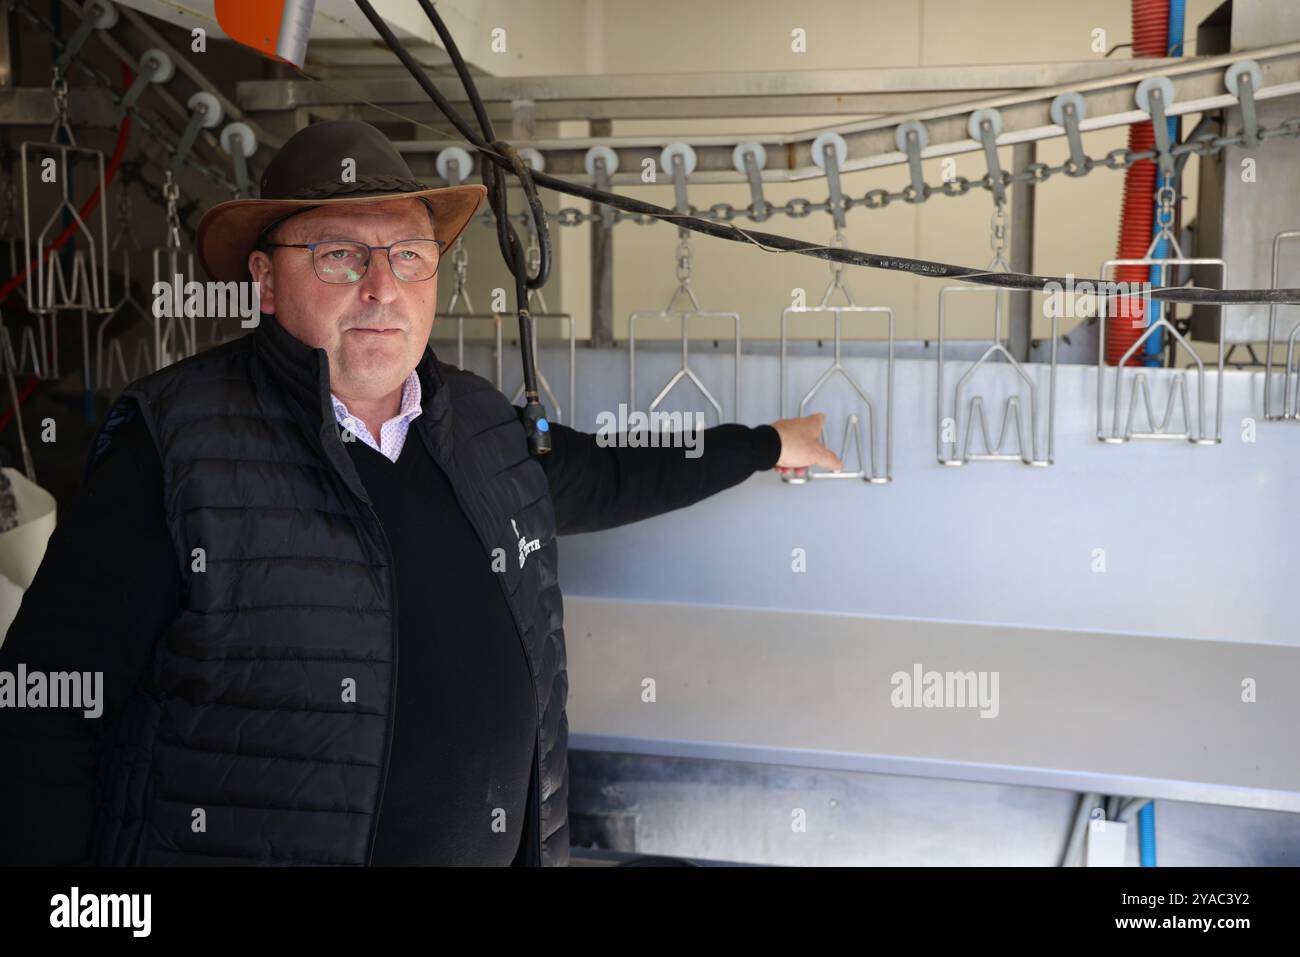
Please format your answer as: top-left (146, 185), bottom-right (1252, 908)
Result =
top-left (214, 0), bottom-right (315, 68)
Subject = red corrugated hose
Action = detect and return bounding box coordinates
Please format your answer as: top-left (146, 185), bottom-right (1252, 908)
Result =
top-left (1108, 0), bottom-right (1169, 366)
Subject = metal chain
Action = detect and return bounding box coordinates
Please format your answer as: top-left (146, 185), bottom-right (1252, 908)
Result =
top-left (50, 66), bottom-right (75, 145)
top-left (989, 200), bottom-right (1009, 270)
top-left (475, 115), bottom-right (1300, 233)
top-left (163, 170), bottom-right (182, 251)
top-left (675, 233), bottom-right (693, 284)
top-left (1155, 183), bottom-right (1177, 236)
top-left (829, 228), bottom-right (846, 278)
top-left (450, 237), bottom-right (469, 296)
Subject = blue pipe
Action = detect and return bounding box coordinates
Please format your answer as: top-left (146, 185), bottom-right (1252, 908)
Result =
top-left (1139, 801), bottom-right (1157, 866)
top-left (1146, 0), bottom-right (1185, 366)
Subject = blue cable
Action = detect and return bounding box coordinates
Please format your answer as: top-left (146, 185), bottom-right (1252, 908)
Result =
top-left (1139, 801), bottom-right (1157, 866)
top-left (1146, 0), bottom-right (1186, 366)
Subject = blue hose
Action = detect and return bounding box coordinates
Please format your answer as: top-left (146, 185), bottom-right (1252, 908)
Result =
top-left (1138, 801), bottom-right (1157, 866)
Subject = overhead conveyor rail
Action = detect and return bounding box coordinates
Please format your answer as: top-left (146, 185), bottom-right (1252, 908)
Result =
top-left (236, 41), bottom-right (1300, 184)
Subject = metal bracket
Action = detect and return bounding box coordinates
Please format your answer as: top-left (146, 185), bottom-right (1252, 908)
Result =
top-left (1050, 92), bottom-right (1089, 176)
top-left (779, 267), bottom-right (894, 483)
top-left (895, 120), bottom-right (928, 201)
top-left (1226, 60), bottom-right (1265, 147)
top-left (1264, 229), bottom-right (1300, 420)
top-left (812, 132), bottom-right (848, 229)
top-left (1096, 232), bottom-right (1227, 444)
top-left (936, 285), bottom-right (1056, 466)
top-left (220, 121), bottom-right (257, 196)
top-left (584, 146), bottom-right (618, 228)
top-left (968, 108), bottom-right (1006, 206)
top-left (116, 48), bottom-right (173, 120)
top-left (54, 0), bottom-right (118, 72)
top-left (1136, 76), bottom-right (1176, 181)
top-left (629, 284), bottom-right (740, 427)
top-left (733, 142), bottom-right (769, 220)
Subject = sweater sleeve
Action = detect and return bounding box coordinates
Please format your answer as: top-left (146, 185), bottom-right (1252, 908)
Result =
top-left (0, 402), bottom-right (180, 865)
top-left (525, 409), bottom-right (782, 536)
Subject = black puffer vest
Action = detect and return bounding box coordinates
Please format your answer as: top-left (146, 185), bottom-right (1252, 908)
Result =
top-left (87, 313), bottom-right (569, 866)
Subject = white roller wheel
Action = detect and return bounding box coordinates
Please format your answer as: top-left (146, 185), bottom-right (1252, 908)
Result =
top-left (220, 122), bottom-right (257, 158)
top-left (810, 132), bottom-right (847, 170)
top-left (1135, 76), bottom-right (1176, 114)
top-left (894, 120), bottom-right (928, 153)
top-left (731, 141), bottom-right (767, 174)
top-left (91, 0), bottom-right (119, 30)
top-left (583, 145), bottom-right (619, 178)
top-left (517, 147), bottom-right (545, 173)
top-left (436, 146), bottom-right (473, 183)
top-left (1225, 60), bottom-right (1264, 98)
top-left (659, 142), bottom-right (697, 178)
top-left (141, 48), bottom-right (174, 85)
top-left (187, 91), bottom-right (223, 129)
top-left (1049, 92), bottom-right (1087, 126)
top-left (967, 108), bottom-right (1003, 141)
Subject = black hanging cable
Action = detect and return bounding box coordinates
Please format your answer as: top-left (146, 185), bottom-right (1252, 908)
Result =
top-left (353, 0), bottom-right (553, 453)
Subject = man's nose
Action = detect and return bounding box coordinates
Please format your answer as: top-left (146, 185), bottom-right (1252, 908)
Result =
top-left (358, 249), bottom-right (401, 302)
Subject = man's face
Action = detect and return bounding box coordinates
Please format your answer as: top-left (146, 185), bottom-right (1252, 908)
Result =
top-left (247, 197), bottom-right (437, 403)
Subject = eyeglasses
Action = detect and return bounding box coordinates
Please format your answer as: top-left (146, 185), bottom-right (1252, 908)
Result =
top-left (263, 238), bottom-right (446, 284)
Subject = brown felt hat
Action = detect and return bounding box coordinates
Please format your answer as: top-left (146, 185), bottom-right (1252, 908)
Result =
top-left (195, 119), bottom-right (486, 283)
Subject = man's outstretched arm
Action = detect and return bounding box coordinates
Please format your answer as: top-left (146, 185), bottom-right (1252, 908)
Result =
top-left (0, 404), bottom-right (180, 865)
top-left (529, 411), bottom-right (842, 536)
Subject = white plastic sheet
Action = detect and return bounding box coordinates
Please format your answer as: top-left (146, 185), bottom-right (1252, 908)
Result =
top-left (0, 467), bottom-right (57, 643)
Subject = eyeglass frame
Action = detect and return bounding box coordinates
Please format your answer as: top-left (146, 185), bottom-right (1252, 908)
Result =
top-left (260, 236), bottom-right (448, 284)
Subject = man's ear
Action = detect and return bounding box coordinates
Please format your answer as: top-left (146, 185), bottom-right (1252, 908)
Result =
top-left (248, 251), bottom-right (276, 315)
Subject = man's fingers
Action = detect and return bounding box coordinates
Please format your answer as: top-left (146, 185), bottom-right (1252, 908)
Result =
top-left (803, 414), bottom-right (842, 471)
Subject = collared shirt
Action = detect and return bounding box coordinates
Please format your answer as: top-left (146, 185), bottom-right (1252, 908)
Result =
top-left (330, 368), bottom-right (423, 463)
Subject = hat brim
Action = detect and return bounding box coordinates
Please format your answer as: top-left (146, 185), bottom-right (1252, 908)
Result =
top-left (195, 183), bottom-right (488, 283)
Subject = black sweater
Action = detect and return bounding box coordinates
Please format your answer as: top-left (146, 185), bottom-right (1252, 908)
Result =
top-left (0, 399), bottom-right (780, 866)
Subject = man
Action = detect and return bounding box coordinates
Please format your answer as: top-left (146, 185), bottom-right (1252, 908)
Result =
top-left (0, 120), bottom-right (841, 866)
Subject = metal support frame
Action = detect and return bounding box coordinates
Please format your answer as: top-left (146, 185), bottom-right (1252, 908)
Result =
top-left (1096, 231), bottom-right (1227, 444)
top-left (628, 283), bottom-right (740, 427)
top-left (936, 286), bottom-right (1056, 466)
top-left (1264, 229), bottom-right (1300, 421)
top-left (779, 267), bottom-right (894, 484)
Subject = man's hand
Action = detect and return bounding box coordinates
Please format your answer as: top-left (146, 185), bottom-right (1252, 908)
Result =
top-left (770, 412), bottom-right (844, 477)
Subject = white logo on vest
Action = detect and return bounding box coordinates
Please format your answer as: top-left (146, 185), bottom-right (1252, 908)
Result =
top-left (512, 518), bottom-right (541, 569)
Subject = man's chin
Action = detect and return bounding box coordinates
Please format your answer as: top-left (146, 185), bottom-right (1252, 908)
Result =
top-left (335, 341), bottom-right (414, 384)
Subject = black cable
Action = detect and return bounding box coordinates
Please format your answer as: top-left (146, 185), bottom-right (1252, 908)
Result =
top-left (352, 0), bottom-right (553, 454)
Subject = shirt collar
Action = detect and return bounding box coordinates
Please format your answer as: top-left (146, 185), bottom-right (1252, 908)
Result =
top-left (329, 367), bottom-right (423, 426)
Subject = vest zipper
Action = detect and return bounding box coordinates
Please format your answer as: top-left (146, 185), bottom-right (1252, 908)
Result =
top-left (365, 504), bottom-right (399, 867)
top-left (417, 425), bottom-right (545, 866)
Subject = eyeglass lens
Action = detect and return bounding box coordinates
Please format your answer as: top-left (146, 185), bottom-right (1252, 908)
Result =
top-left (313, 240), bottom-right (442, 283)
